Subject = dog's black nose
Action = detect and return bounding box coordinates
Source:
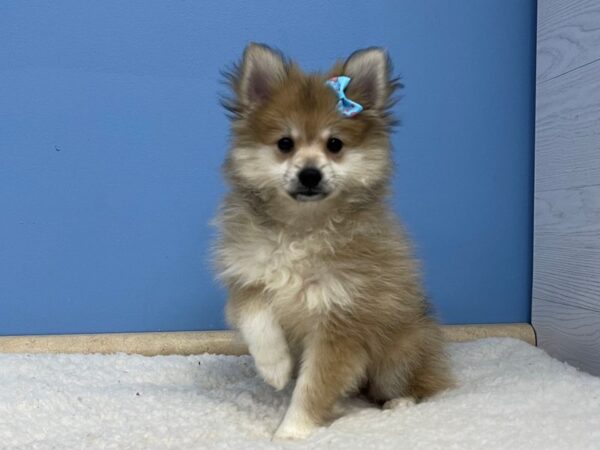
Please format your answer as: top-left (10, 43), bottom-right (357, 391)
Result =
top-left (298, 168), bottom-right (322, 189)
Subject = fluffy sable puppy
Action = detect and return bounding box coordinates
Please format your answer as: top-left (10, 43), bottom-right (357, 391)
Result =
top-left (214, 43), bottom-right (453, 440)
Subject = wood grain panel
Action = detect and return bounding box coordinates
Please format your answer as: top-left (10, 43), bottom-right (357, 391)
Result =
top-left (533, 0), bottom-right (600, 376)
top-left (535, 58), bottom-right (600, 192)
top-left (537, 0), bottom-right (600, 83)
top-left (533, 300), bottom-right (600, 375)
top-left (533, 243), bottom-right (600, 312)
top-left (535, 185), bottom-right (600, 235)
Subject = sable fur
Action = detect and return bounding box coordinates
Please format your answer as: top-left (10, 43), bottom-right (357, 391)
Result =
top-left (214, 43), bottom-right (453, 440)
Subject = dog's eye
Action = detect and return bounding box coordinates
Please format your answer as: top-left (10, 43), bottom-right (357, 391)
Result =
top-left (277, 137), bottom-right (294, 153)
top-left (326, 137), bottom-right (344, 153)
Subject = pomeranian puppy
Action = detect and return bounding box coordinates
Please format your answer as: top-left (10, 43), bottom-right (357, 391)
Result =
top-left (214, 43), bottom-right (453, 440)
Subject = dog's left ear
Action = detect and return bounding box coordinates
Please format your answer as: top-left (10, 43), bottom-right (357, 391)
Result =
top-left (343, 48), bottom-right (393, 111)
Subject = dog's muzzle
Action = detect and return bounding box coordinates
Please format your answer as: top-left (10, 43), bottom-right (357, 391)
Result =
top-left (290, 167), bottom-right (328, 201)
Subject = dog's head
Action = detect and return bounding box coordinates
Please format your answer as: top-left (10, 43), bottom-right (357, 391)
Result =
top-left (222, 43), bottom-right (399, 213)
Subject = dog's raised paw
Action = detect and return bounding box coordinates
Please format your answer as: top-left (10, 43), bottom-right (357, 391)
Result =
top-left (253, 347), bottom-right (292, 390)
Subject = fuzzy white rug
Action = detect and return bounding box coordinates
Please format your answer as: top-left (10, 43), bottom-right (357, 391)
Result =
top-left (1, 338), bottom-right (599, 450)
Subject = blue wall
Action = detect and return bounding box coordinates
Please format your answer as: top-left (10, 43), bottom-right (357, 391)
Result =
top-left (0, 0), bottom-right (536, 335)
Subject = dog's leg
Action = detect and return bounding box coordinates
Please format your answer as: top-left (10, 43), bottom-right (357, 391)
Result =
top-left (240, 306), bottom-right (292, 390)
top-left (274, 333), bottom-right (367, 440)
top-left (228, 288), bottom-right (292, 391)
top-left (367, 324), bottom-right (453, 404)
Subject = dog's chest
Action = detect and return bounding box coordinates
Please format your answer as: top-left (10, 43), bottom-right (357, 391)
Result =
top-left (222, 231), bottom-right (350, 312)
top-left (249, 234), bottom-right (323, 289)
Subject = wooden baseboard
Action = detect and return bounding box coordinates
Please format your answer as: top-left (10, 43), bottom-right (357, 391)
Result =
top-left (0, 324), bottom-right (535, 356)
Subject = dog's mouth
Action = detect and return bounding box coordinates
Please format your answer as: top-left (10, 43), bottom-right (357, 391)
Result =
top-left (290, 190), bottom-right (328, 202)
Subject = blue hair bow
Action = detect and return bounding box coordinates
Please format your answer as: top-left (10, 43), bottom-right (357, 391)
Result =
top-left (325, 76), bottom-right (363, 117)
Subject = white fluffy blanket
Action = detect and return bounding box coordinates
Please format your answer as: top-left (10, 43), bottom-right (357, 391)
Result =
top-left (1, 338), bottom-right (599, 449)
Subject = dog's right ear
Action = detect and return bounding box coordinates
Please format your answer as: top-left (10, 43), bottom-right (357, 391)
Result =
top-left (235, 43), bottom-right (287, 109)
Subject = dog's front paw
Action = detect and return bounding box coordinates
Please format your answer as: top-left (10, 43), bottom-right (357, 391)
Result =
top-left (273, 416), bottom-right (317, 440)
top-left (383, 396), bottom-right (416, 410)
top-left (253, 345), bottom-right (292, 390)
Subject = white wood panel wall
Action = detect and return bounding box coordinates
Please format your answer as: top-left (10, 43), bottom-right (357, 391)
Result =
top-left (533, 0), bottom-right (600, 375)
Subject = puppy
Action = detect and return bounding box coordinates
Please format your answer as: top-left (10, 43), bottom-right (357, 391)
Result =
top-left (214, 43), bottom-right (453, 440)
